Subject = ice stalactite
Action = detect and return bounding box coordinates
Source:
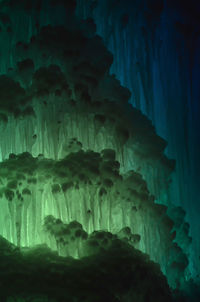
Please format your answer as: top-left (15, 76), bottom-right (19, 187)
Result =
top-left (0, 17), bottom-right (174, 205)
top-left (0, 0), bottom-right (195, 292)
top-left (76, 0), bottom-right (200, 279)
top-left (0, 150), bottom-right (187, 287)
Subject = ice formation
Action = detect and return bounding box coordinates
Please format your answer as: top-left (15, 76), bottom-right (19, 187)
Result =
top-left (76, 0), bottom-right (200, 278)
top-left (0, 235), bottom-right (173, 302)
top-left (0, 0), bottom-right (198, 300)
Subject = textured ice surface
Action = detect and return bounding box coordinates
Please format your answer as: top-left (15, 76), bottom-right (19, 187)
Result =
top-left (76, 0), bottom-right (200, 278)
top-left (0, 0), bottom-right (195, 292)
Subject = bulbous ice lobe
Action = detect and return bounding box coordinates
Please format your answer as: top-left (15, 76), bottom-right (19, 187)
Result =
top-left (0, 236), bottom-right (173, 302)
top-left (0, 149), bottom-right (188, 289)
